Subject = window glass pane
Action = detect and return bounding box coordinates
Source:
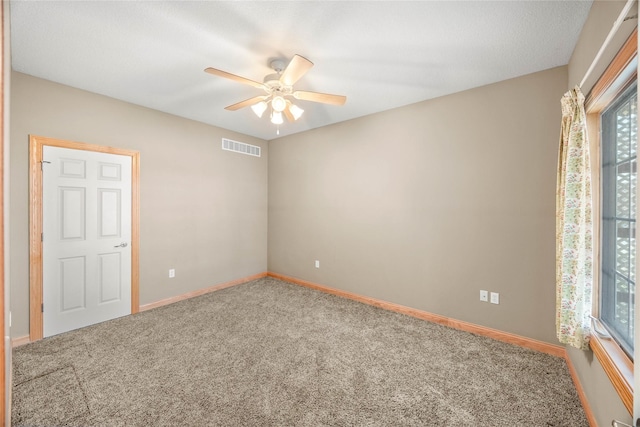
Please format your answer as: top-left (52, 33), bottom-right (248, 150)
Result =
top-left (616, 220), bottom-right (631, 278)
top-left (617, 100), bottom-right (631, 162)
top-left (631, 278), bottom-right (636, 339)
top-left (616, 163), bottom-right (631, 217)
top-left (601, 82), bottom-right (637, 357)
top-left (631, 160), bottom-right (637, 230)
top-left (615, 275), bottom-right (630, 330)
top-left (632, 99), bottom-right (638, 158)
top-left (631, 220), bottom-right (637, 283)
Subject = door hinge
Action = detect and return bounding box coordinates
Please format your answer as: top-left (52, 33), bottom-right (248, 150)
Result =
top-left (41, 232), bottom-right (43, 242)
top-left (40, 160), bottom-right (51, 171)
top-left (41, 303), bottom-right (43, 313)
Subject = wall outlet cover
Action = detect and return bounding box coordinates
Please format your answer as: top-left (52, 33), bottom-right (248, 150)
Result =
top-left (480, 290), bottom-right (489, 302)
top-left (490, 292), bottom-right (499, 304)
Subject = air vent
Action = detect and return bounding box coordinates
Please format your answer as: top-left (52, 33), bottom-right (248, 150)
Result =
top-left (221, 138), bottom-right (261, 157)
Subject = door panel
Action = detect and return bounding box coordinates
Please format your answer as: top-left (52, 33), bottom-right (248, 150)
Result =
top-left (43, 145), bottom-right (132, 337)
top-left (99, 253), bottom-right (121, 303)
top-left (60, 187), bottom-right (86, 240)
top-left (98, 162), bottom-right (121, 180)
top-left (60, 157), bottom-right (85, 178)
top-left (60, 256), bottom-right (86, 312)
top-left (98, 189), bottom-right (120, 237)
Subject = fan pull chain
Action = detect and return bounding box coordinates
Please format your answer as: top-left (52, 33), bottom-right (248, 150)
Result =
top-left (276, 125), bottom-right (280, 136)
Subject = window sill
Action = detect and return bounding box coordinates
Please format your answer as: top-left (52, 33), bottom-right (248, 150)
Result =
top-left (590, 333), bottom-right (633, 414)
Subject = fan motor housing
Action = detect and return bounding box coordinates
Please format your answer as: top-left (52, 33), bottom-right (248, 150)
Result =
top-left (263, 73), bottom-right (292, 95)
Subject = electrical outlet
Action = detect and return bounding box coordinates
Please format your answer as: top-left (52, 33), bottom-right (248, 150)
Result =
top-left (315, 260), bottom-right (320, 268)
top-left (490, 292), bottom-right (499, 304)
top-left (169, 269), bottom-right (175, 278)
top-left (480, 290), bottom-right (489, 302)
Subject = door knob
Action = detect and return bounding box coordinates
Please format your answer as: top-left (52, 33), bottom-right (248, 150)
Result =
top-left (114, 242), bottom-right (128, 248)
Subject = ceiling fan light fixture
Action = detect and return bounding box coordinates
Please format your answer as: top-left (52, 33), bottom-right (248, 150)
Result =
top-left (270, 111), bottom-right (284, 125)
top-left (251, 101), bottom-right (268, 118)
top-left (206, 54), bottom-right (346, 134)
top-left (271, 96), bottom-right (287, 113)
top-left (289, 103), bottom-right (304, 120)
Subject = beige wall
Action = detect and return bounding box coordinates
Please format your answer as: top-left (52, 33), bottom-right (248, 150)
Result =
top-left (565, 1), bottom-right (636, 426)
top-left (9, 72), bottom-right (268, 338)
top-left (269, 66), bottom-right (566, 344)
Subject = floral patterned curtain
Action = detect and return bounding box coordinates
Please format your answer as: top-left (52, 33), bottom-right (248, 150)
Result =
top-left (556, 86), bottom-right (593, 350)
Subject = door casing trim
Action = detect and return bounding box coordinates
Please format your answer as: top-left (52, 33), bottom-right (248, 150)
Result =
top-left (29, 135), bottom-right (140, 341)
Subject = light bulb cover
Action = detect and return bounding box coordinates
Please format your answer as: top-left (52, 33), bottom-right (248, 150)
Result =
top-left (289, 103), bottom-right (304, 120)
top-left (271, 96), bottom-right (287, 112)
top-left (271, 111), bottom-right (284, 125)
top-left (251, 101), bottom-right (268, 118)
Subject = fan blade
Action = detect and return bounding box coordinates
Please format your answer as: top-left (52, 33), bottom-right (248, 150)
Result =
top-left (205, 67), bottom-right (266, 90)
top-left (283, 105), bottom-right (295, 122)
top-left (293, 91), bottom-right (346, 106)
top-left (225, 95), bottom-right (268, 111)
top-left (280, 55), bottom-right (314, 86)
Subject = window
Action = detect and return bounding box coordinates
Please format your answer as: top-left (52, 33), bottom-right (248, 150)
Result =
top-left (585, 28), bottom-right (637, 414)
top-left (601, 81), bottom-right (638, 358)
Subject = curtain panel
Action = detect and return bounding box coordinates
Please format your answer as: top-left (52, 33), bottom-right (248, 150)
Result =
top-left (556, 86), bottom-right (593, 350)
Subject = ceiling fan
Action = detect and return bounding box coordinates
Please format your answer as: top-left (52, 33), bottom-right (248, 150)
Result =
top-left (205, 55), bottom-right (346, 131)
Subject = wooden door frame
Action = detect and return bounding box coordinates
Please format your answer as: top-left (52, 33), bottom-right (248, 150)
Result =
top-left (29, 135), bottom-right (140, 341)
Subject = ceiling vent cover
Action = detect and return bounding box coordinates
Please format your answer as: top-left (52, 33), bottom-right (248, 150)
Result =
top-left (222, 138), bottom-right (261, 157)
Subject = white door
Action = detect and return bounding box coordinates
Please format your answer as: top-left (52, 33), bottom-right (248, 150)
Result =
top-left (42, 146), bottom-right (132, 337)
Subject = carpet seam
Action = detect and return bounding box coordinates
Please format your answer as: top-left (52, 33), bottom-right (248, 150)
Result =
top-left (70, 364), bottom-right (91, 419)
top-left (13, 365), bottom-right (73, 388)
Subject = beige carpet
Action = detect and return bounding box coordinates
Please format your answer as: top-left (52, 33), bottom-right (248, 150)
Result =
top-left (12, 277), bottom-right (587, 426)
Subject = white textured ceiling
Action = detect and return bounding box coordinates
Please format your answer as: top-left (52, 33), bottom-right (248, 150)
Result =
top-left (10, 1), bottom-right (592, 141)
